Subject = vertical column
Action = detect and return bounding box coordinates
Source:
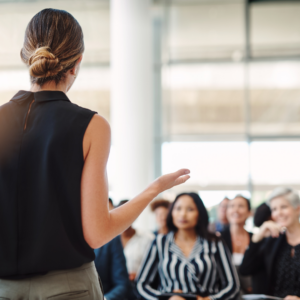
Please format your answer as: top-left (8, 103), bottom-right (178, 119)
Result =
top-left (110, 0), bottom-right (154, 228)
top-left (153, 17), bottom-right (163, 180)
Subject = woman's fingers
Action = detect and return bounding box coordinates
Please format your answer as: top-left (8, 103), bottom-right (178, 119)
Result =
top-left (151, 169), bottom-right (190, 195)
top-left (173, 169), bottom-right (190, 178)
top-left (264, 221), bottom-right (281, 238)
top-left (174, 175), bottom-right (190, 186)
top-left (169, 297), bottom-right (186, 300)
top-left (172, 169), bottom-right (190, 186)
top-left (172, 289), bottom-right (183, 293)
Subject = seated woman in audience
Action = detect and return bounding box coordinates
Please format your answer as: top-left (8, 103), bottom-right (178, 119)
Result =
top-left (209, 197), bottom-right (229, 233)
top-left (136, 192), bottom-right (239, 300)
top-left (118, 200), bottom-right (154, 282)
top-left (221, 195), bottom-right (252, 297)
top-left (150, 199), bottom-right (171, 236)
top-left (94, 199), bottom-right (131, 300)
top-left (240, 187), bottom-right (300, 299)
top-left (246, 202), bottom-right (272, 294)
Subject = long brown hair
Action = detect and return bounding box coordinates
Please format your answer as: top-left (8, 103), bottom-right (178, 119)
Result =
top-left (21, 9), bottom-right (84, 86)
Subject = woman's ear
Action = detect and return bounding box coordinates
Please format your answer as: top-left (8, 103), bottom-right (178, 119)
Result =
top-left (70, 55), bottom-right (83, 75)
top-left (77, 55), bottom-right (83, 65)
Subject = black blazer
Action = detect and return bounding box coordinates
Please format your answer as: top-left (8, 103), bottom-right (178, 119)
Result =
top-left (221, 227), bottom-right (268, 294)
top-left (221, 227), bottom-right (252, 254)
top-left (94, 236), bottom-right (131, 300)
top-left (239, 233), bottom-right (286, 295)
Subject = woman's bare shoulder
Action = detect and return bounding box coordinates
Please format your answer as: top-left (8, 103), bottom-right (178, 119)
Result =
top-left (83, 114), bottom-right (111, 159)
top-left (89, 114), bottom-right (110, 131)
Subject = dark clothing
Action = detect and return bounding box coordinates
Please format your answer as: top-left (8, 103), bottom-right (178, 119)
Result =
top-left (239, 233), bottom-right (298, 296)
top-left (272, 237), bottom-right (300, 298)
top-left (221, 227), bottom-right (252, 254)
top-left (221, 227), bottom-right (254, 295)
top-left (94, 236), bottom-right (131, 300)
top-left (222, 227), bottom-right (267, 294)
top-left (0, 90), bottom-right (96, 278)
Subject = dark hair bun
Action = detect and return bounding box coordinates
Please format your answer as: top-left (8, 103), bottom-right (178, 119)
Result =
top-left (29, 46), bottom-right (63, 78)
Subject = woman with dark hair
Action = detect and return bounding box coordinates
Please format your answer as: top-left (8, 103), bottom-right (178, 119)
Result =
top-left (0, 8), bottom-right (190, 299)
top-left (221, 195), bottom-right (252, 297)
top-left (253, 202), bottom-right (271, 228)
top-left (136, 192), bottom-right (239, 300)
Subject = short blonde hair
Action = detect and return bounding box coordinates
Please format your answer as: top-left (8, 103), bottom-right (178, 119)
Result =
top-left (268, 187), bottom-right (300, 208)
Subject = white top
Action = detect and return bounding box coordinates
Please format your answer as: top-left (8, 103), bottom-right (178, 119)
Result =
top-left (124, 231), bottom-right (154, 274)
top-left (232, 252), bottom-right (244, 266)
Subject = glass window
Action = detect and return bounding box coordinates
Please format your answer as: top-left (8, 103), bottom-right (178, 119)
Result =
top-left (163, 63), bottom-right (245, 137)
top-left (250, 2), bottom-right (300, 58)
top-left (0, 1), bottom-right (110, 69)
top-left (167, 1), bottom-right (244, 61)
top-left (162, 141), bottom-right (249, 187)
top-left (199, 190), bottom-right (250, 208)
top-left (250, 141), bottom-right (300, 186)
top-left (249, 62), bottom-right (300, 136)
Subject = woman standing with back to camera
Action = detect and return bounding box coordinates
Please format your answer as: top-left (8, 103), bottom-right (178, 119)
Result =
top-left (0, 9), bottom-right (190, 299)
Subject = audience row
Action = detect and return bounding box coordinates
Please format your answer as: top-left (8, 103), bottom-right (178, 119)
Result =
top-left (94, 188), bottom-right (300, 300)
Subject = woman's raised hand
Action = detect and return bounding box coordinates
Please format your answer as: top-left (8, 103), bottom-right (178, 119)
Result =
top-left (148, 169), bottom-right (190, 196)
top-left (252, 220), bottom-right (283, 243)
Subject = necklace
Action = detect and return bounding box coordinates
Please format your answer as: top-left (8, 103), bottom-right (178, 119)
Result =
top-left (291, 247), bottom-right (295, 258)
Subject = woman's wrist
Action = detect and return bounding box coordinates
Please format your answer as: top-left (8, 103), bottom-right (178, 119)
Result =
top-left (144, 184), bottom-right (159, 200)
top-left (252, 233), bottom-right (263, 243)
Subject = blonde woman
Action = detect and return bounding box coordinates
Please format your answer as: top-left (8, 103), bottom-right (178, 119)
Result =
top-left (240, 188), bottom-right (300, 300)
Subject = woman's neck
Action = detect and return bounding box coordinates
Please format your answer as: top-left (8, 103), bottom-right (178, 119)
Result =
top-left (175, 228), bottom-right (197, 242)
top-left (286, 222), bottom-right (300, 245)
top-left (30, 81), bottom-right (68, 93)
top-left (230, 223), bottom-right (246, 235)
top-left (158, 225), bottom-right (168, 235)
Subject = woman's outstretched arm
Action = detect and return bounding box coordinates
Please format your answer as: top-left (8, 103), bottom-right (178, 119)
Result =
top-left (81, 114), bottom-right (190, 249)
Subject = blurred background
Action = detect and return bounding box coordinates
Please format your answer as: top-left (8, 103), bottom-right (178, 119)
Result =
top-left (1, 0), bottom-right (300, 230)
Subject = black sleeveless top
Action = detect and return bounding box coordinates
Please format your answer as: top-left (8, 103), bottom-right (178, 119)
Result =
top-left (0, 90), bottom-right (97, 278)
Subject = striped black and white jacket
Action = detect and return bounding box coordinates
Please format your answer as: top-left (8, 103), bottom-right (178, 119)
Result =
top-left (136, 232), bottom-right (239, 300)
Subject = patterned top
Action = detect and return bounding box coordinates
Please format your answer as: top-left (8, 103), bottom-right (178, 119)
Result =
top-left (273, 238), bottom-right (300, 298)
top-left (136, 232), bottom-right (239, 300)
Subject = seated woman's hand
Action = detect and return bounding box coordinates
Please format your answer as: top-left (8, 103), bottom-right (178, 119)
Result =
top-left (129, 272), bottom-right (136, 281)
top-left (284, 296), bottom-right (300, 300)
top-left (169, 296), bottom-right (185, 300)
top-left (252, 220), bottom-right (282, 243)
top-left (172, 289), bottom-right (183, 293)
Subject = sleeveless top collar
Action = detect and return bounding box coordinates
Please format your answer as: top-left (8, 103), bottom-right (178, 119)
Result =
top-left (10, 90), bottom-right (70, 104)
